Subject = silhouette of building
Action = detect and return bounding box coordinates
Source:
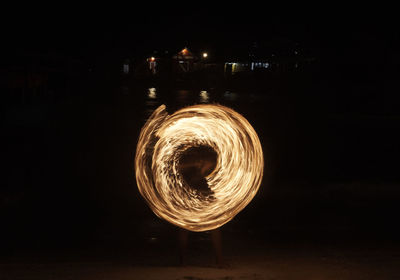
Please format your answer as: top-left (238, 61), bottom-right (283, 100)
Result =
top-left (172, 47), bottom-right (197, 73)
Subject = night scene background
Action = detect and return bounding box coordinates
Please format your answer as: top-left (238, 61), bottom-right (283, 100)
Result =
top-left (1, 3), bottom-right (400, 279)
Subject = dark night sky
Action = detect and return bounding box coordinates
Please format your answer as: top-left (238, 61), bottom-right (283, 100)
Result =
top-left (4, 3), bottom-right (399, 60)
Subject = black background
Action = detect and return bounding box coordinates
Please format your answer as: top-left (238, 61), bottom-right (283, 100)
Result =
top-left (2, 3), bottom-right (400, 257)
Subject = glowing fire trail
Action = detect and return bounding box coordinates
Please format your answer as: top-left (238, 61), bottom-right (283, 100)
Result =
top-left (135, 104), bottom-right (264, 232)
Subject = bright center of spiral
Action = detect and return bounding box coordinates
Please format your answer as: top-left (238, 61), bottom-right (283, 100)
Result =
top-left (135, 104), bottom-right (264, 232)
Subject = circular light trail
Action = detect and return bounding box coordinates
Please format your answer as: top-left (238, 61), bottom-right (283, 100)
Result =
top-left (135, 104), bottom-right (264, 232)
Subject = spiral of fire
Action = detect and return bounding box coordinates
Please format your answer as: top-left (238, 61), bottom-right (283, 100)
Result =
top-left (135, 104), bottom-right (264, 232)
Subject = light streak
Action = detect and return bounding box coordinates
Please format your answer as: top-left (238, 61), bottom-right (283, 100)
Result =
top-left (135, 104), bottom-right (264, 232)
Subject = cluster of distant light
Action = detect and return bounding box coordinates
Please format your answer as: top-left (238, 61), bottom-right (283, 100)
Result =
top-left (135, 104), bottom-right (264, 232)
top-left (225, 62), bottom-right (270, 70)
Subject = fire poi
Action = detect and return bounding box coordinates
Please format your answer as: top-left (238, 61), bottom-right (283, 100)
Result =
top-left (135, 104), bottom-right (264, 232)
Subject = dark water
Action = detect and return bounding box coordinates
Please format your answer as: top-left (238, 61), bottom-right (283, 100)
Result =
top-left (3, 74), bottom-right (400, 255)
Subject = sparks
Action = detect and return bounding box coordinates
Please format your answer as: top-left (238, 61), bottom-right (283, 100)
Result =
top-left (135, 104), bottom-right (264, 232)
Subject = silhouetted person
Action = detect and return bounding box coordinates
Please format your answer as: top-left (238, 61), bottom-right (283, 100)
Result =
top-left (177, 146), bottom-right (226, 267)
top-left (178, 228), bottom-right (224, 267)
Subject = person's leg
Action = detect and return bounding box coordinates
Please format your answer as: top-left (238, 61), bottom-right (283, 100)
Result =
top-left (211, 228), bottom-right (223, 266)
top-left (178, 228), bottom-right (189, 265)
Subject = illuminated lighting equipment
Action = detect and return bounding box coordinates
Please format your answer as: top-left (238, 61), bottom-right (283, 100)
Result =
top-left (135, 104), bottom-right (264, 232)
top-left (202, 52), bottom-right (208, 58)
top-left (148, 57), bottom-right (157, 74)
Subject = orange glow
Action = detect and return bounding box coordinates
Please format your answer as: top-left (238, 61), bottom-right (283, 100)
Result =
top-left (135, 104), bottom-right (264, 232)
top-left (150, 57), bottom-right (155, 61)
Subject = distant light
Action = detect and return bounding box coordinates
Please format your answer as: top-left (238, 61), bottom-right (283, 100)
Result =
top-left (202, 52), bottom-right (208, 58)
top-left (150, 57), bottom-right (155, 61)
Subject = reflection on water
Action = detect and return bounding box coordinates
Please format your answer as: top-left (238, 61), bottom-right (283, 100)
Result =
top-left (142, 87), bottom-right (252, 120)
top-left (199, 90), bottom-right (209, 103)
top-left (145, 88), bottom-right (159, 118)
top-left (148, 88), bottom-right (157, 99)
